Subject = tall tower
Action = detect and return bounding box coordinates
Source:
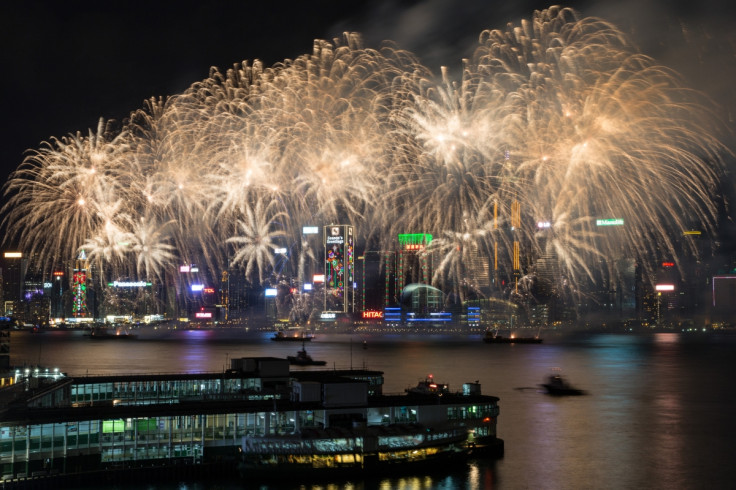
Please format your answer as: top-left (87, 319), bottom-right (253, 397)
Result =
top-left (323, 225), bottom-right (354, 314)
top-left (1, 252), bottom-right (26, 317)
top-left (72, 250), bottom-right (89, 318)
top-left (397, 233), bottom-right (433, 293)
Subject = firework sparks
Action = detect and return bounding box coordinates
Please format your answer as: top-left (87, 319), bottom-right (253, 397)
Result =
top-left (0, 7), bottom-right (730, 312)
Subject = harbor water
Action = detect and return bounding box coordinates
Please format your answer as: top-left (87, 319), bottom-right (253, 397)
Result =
top-left (9, 328), bottom-right (736, 489)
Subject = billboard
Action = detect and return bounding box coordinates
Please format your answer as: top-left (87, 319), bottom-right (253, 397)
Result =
top-left (324, 225), bottom-right (354, 313)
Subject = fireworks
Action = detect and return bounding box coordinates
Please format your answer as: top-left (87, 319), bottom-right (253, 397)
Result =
top-left (0, 8), bottom-right (730, 308)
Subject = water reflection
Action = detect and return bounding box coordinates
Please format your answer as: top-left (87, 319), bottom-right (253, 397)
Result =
top-left (8, 330), bottom-right (736, 489)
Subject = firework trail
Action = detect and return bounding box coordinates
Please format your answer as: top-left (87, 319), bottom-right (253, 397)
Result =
top-left (0, 7), bottom-right (730, 312)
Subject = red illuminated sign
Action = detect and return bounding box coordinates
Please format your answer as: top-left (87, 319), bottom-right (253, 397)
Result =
top-left (362, 311), bottom-right (384, 319)
top-left (203, 287), bottom-right (215, 294)
top-left (662, 262), bottom-right (675, 267)
top-left (404, 244), bottom-right (425, 251)
top-left (53, 271), bottom-right (64, 276)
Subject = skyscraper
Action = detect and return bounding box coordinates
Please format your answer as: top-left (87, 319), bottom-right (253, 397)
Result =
top-left (323, 225), bottom-right (354, 314)
top-left (1, 252), bottom-right (26, 317)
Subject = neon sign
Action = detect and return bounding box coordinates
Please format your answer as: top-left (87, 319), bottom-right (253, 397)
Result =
top-left (362, 311), bottom-right (383, 319)
top-left (109, 281), bottom-right (152, 288)
top-left (596, 218), bottom-right (624, 226)
top-left (404, 244), bottom-right (425, 251)
top-left (195, 312), bottom-right (212, 319)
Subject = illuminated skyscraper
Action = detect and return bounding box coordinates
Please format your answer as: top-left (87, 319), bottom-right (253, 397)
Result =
top-left (323, 225), bottom-right (354, 314)
top-left (72, 250), bottom-right (89, 317)
top-left (1, 252), bottom-right (26, 317)
top-left (397, 233), bottom-right (432, 293)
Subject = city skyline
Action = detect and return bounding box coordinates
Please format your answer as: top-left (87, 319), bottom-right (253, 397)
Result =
top-left (1, 2), bottom-right (735, 324)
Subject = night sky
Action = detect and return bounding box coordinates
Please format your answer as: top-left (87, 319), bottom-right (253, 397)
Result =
top-left (1, 0), bottom-right (735, 190)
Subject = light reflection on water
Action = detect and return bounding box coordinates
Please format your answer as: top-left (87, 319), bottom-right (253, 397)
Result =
top-left (9, 330), bottom-right (736, 489)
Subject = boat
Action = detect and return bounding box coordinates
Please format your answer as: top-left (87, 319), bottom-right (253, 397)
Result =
top-left (239, 373), bottom-right (503, 479)
top-left (287, 344), bottom-right (326, 366)
top-left (406, 374), bottom-right (450, 395)
top-left (86, 325), bottom-right (138, 340)
top-left (272, 330), bottom-right (313, 341)
top-left (0, 357), bottom-right (503, 484)
top-left (540, 372), bottom-right (585, 396)
top-left (483, 328), bottom-right (542, 344)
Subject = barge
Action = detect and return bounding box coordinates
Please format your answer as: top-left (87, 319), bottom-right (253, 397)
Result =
top-left (0, 357), bottom-right (502, 487)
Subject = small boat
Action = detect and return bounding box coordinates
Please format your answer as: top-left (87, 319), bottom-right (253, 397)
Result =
top-left (540, 373), bottom-right (585, 396)
top-left (483, 329), bottom-right (542, 344)
top-left (272, 330), bottom-right (313, 342)
top-left (406, 374), bottom-right (450, 395)
top-left (87, 326), bottom-right (138, 340)
top-left (287, 344), bottom-right (326, 366)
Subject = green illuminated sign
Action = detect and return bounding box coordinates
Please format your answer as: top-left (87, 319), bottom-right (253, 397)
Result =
top-left (596, 218), bottom-right (624, 226)
top-left (397, 233), bottom-right (433, 246)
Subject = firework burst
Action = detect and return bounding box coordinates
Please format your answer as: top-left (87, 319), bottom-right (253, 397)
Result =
top-left (1, 7), bottom-right (730, 315)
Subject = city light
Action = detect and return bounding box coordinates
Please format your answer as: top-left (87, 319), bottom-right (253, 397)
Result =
top-left (108, 281), bottom-right (152, 288)
top-left (596, 218), bottom-right (624, 226)
top-left (0, 5), bottom-right (728, 326)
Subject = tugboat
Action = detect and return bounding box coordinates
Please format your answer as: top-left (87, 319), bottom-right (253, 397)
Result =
top-left (272, 330), bottom-right (313, 342)
top-left (406, 374), bottom-right (450, 395)
top-left (540, 372), bottom-right (585, 396)
top-left (287, 343), bottom-right (326, 366)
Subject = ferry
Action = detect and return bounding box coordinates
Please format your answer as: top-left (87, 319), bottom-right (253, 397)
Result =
top-left (483, 328), bottom-right (542, 344)
top-left (239, 374), bottom-right (502, 478)
top-left (272, 330), bottom-right (313, 341)
top-left (86, 325), bottom-right (138, 340)
top-left (0, 357), bottom-right (503, 486)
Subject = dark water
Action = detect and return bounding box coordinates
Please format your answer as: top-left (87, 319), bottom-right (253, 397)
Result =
top-left (10, 328), bottom-right (736, 489)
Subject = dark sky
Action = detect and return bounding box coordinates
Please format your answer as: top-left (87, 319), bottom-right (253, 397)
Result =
top-left (1, 0), bottom-right (735, 188)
